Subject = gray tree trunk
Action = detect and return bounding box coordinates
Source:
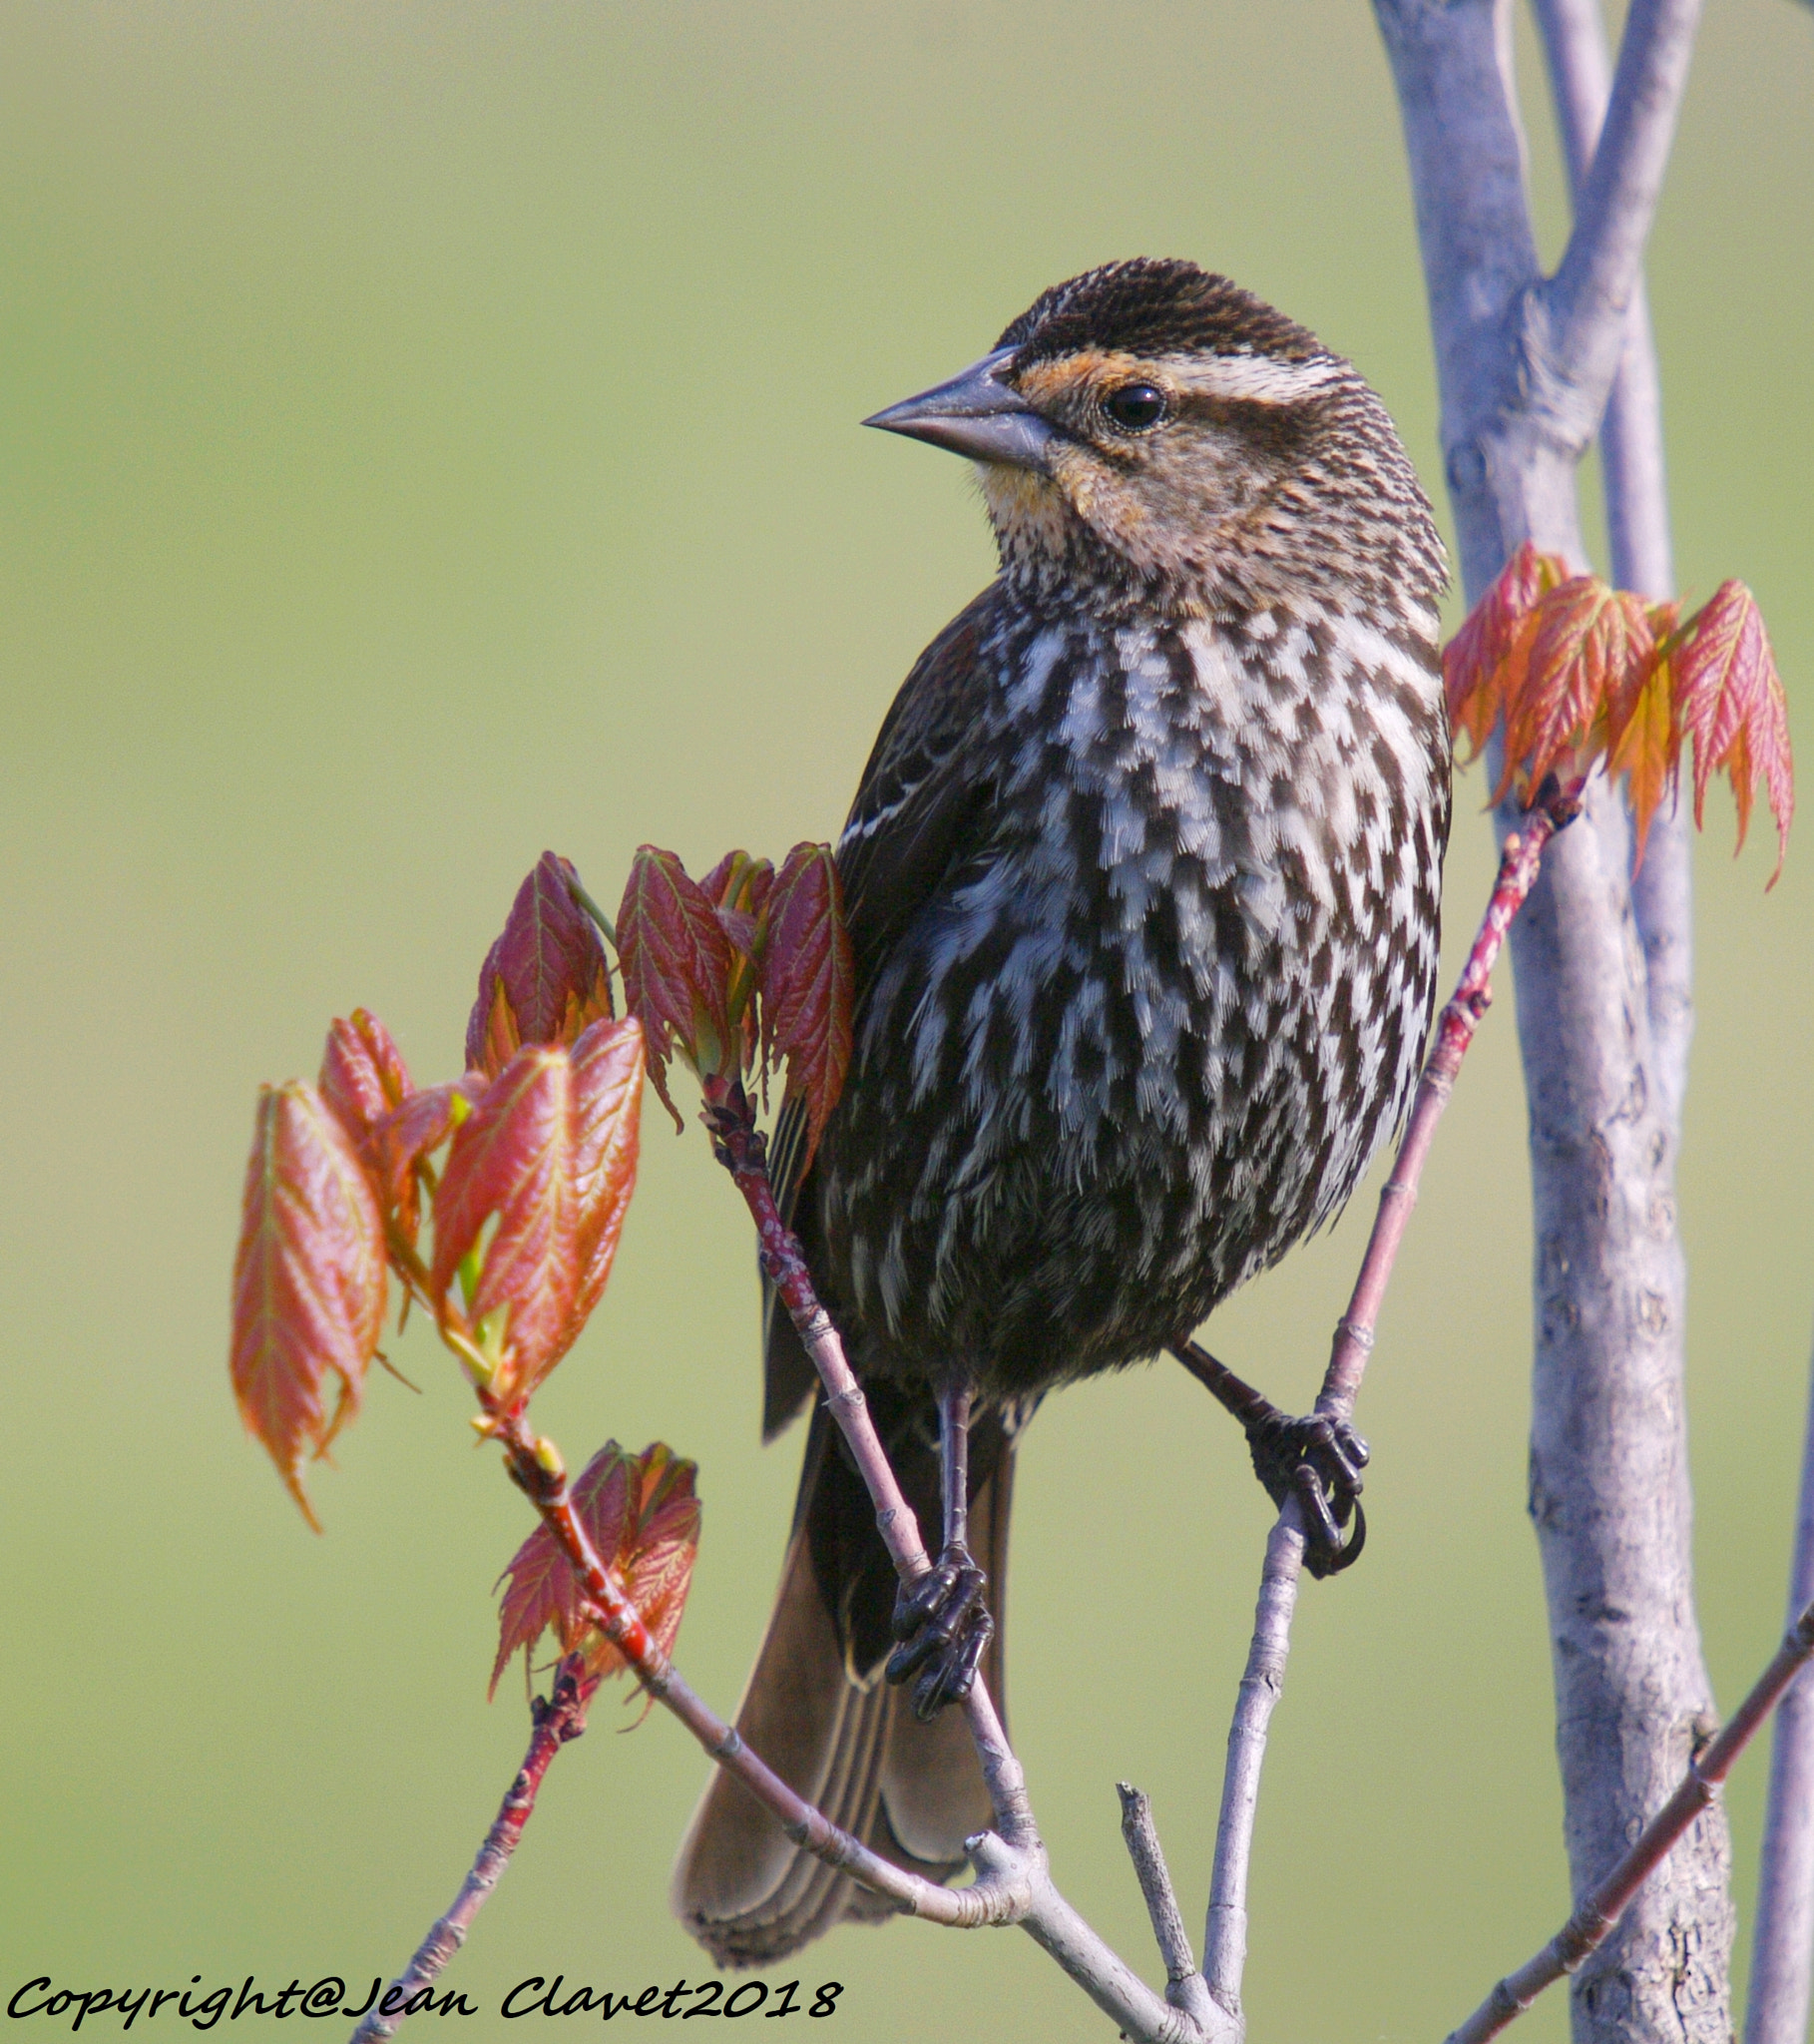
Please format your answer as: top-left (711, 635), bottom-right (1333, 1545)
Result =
top-left (1372, 4), bottom-right (1732, 2039)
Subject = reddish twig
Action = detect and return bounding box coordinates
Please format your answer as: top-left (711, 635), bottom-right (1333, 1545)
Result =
top-left (481, 1402), bottom-right (1005, 1926)
top-left (347, 1655), bottom-right (601, 2044)
top-left (1318, 803), bottom-right (1564, 1419)
top-left (1446, 1598), bottom-right (1814, 2044)
top-left (700, 1077), bottom-right (1035, 1848)
top-left (700, 1082), bottom-right (932, 1587)
top-left (1197, 798), bottom-right (1567, 2011)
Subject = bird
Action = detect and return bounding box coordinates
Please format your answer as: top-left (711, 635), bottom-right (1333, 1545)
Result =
top-left (672, 257), bottom-right (1451, 1964)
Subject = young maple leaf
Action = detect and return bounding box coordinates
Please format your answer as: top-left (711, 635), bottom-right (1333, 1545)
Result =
top-left (1447, 552), bottom-right (1794, 888)
top-left (697, 850), bottom-right (777, 1073)
top-left (365, 1073), bottom-right (490, 1261)
top-left (490, 1441), bottom-right (701, 1699)
top-left (1604, 641), bottom-right (1679, 867)
top-left (229, 1082), bottom-right (388, 1529)
top-left (320, 1009), bottom-right (414, 1148)
top-left (1673, 580), bottom-right (1795, 884)
top-left (698, 847), bottom-right (776, 940)
top-left (429, 1017), bottom-right (644, 1404)
top-left (466, 852), bottom-right (615, 1081)
top-left (616, 846), bottom-right (735, 1129)
top-left (319, 1010), bottom-right (421, 1245)
top-left (758, 842), bottom-right (854, 1169)
top-left (1443, 540), bottom-right (1569, 760)
top-left (1498, 577), bottom-right (1657, 806)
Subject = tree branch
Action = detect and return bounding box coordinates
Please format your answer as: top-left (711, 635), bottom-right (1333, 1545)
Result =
top-left (1531, 0), bottom-right (1693, 1131)
top-left (1375, 6), bottom-right (1731, 2034)
top-left (1446, 1595), bottom-right (1814, 2044)
top-left (347, 1657), bottom-right (602, 2044)
top-left (1745, 1324), bottom-right (1814, 2044)
top-left (1120, 1785), bottom-right (1216, 2030)
top-left (1543, 0), bottom-right (1702, 422)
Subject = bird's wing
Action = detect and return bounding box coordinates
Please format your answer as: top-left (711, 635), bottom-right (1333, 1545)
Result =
top-left (833, 582), bottom-right (1003, 994)
top-left (759, 582), bottom-right (1003, 1438)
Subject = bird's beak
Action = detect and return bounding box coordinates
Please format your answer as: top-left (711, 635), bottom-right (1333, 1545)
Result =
top-left (863, 346), bottom-right (1057, 473)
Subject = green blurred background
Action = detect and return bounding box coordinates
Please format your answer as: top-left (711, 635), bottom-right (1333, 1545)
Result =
top-left (2, 5), bottom-right (1809, 2038)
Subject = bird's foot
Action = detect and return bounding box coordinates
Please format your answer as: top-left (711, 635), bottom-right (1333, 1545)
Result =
top-left (1245, 1408), bottom-right (1369, 1579)
top-left (886, 1543), bottom-right (993, 1721)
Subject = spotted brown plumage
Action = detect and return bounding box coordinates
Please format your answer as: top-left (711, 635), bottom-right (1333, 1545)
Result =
top-left (674, 257), bottom-right (1450, 1964)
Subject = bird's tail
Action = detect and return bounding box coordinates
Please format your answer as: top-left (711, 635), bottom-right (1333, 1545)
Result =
top-left (671, 1390), bottom-right (1014, 1966)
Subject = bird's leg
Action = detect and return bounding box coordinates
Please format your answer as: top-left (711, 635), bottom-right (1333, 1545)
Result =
top-left (1168, 1338), bottom-right (1368, 1578)
top-left (886, 1381), bottom-right (994, 1721)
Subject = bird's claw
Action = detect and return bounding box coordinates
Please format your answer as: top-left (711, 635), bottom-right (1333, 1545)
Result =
top-left (1246, 1410), bottom-right (1369, 1579)
top-left (886, 1544), bottom-right (993, 1721)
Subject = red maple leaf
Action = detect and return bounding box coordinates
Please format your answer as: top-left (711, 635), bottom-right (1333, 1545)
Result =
top-left (616, 847), bottom-right (735, 1129)
top-left (491, 1442), bottom-right (701, 1698)
top-left (229, 1082), bottom-right (388, 1528)
top-left (466, 852), bottom-right (615, 1080)
top-left (1673, 580), bottom-right (1795, 884)
top-left (759, 842), bottom-right (854, 1168)
top-left (1443, 540), bottom-right (1568, 761)
top-left (429, 1018), bottom-right (644, 1403)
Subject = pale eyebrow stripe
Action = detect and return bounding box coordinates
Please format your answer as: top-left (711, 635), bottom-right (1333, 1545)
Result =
top-left (1148, 351), bottom-right (1345, 405)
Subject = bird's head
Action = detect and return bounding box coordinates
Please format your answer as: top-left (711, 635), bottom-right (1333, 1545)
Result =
top-left (866, 257), bottom-right (1443, 624)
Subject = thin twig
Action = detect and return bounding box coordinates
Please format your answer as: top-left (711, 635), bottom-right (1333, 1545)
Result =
top-left (483, 1404), bottom-right (1001, 1928)
top-left (1446, 1597), bottom-right (1814, 2044)
top-left (703, 1085), bottom-right (932, 1587)
top-left (1120, 1785), bottom-right (1216, 2030)
top-left (1203, 1502), bottom-right (1307, 2017)
top-left (1323, 806), bottom-right (1562, 1419)
top-left (700, 1078), bottom-right (1039, 1844)
top-left (1199, 804), bottom-right (1565, 2008)
top-left (1746, 1320), bottom-right (1814, 2044)
top-left (347, 1656), bottom-right (601, 2044)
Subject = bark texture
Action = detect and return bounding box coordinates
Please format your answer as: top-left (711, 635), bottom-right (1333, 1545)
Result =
top-left (1373, 4), bottom-right (1731, 2038)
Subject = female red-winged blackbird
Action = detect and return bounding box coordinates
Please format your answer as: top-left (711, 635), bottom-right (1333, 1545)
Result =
top-left (674, 258), bottom-right (1450, 1962)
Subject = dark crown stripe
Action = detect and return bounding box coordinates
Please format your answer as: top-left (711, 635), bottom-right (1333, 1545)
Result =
top-left (999, 257), bottom-right (1325, 368)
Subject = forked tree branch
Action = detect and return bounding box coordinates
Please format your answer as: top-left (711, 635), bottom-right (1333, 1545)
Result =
top-left (348, 803), bottom-right (1648, 2044)
top-left (1540, 0), bottom-right (1702, 434)
top-left (1375, 2), bottom-right (1731, 2034)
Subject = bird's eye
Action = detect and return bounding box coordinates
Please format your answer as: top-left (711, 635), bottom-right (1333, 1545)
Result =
top-left (1102, 382), bottom-right (1168, 433)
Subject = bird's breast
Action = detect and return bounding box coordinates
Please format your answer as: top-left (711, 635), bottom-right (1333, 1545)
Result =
top-left (824, 603), bottom-right (1447, 1384)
